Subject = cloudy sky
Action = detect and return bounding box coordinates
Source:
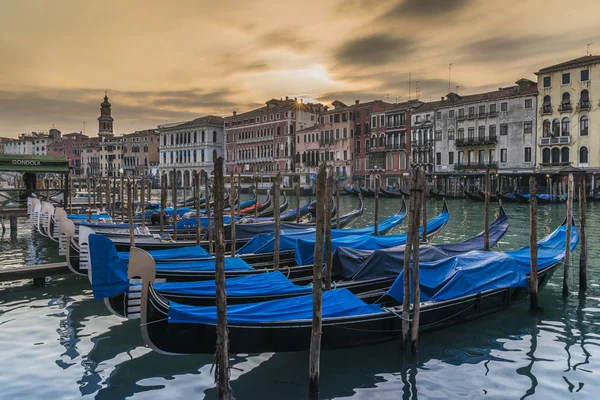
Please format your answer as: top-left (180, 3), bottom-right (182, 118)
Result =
top-left (1, 0), bottom-right (598, 137)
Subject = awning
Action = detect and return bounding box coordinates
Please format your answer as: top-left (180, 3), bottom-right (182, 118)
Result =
top-left (352, 175), bottom-right (364, 179)
top-left (0, 154), bottom-right (70, 173)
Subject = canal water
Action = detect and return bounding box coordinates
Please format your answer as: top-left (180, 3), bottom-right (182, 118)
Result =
top-left (1, 195), bottom-right (599, 399)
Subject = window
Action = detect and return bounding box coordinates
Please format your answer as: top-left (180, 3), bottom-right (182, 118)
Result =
top-left (435, 131), bottom-right (442, 141)
top-left (436, 111), bottom-right (442, 119)
top-left (478, 150), bottom-right (485, 164)
top-left (342, 113), bottom-right (348, 122)
top-left (336, 128), bottom-right (340, 140)
top-left (543, 76), bottom-right (552, 88)
top-left (542, 148), bottom-right (550, 163)
top-left (478, 126), bottom-right (485, 140)
top-left (343, 127), bottom-right (348, 138)
top-left (387, 153), bottom-right (393, 169)
top-left (542, 95), bottom-right (552, 113)
top-left (542, 120), bottom-right (551, 137)
top-left (448, 152), bottom-right (454, 165)
top-left (552, 148), bottom-right (560, 163)
top-left (500, 124), bottom-right (508, 136)
top-left (436, 152), bottom-right (442, 165)
top-left (458, 108), bottom-right (465, 118)
top-left (580, 90), bottom-right (590, 109)
top-left (562, 73), bottom-right (571, 85)
top-left (468, 106), bottom-right (475, 117)
top-left (524, 121), bottom-right (532, 134)
top-left (399, 153), bottom-right (407, 169)
top-left (561, 92), bottom-right (571, 110)
top-left (365, 140), bottom-right (370, 152)
top-left (458, 151), bottom-right (464, 164)
top-left (489, 149), bottom-right (495, 163)
top-left (580, 116), bottom-right (589, 136)
top-left (448, 129), bottom-right (455, 140)
top-left (580, 146), bottom-right (589, 164)
top-left (356, 158), bottom-right (360, 172)
top-left (561, 117), bottom-right (570, 136)
top-left (561, 147), bottom-right (570, 164)
top-left (525, 99), bottom-right (533, 109)
top-left (344, 150), bottom-right (347, 161)
top-left (449, 110), bottom-right (455, 118)
top-left (457, 128), bottom-right (464, 140)
top-left (489, 104), bottom-right (497, 114)
top-left (478, 105), bottom-right (485, 115)
top-left (380, 115), bottom-right (385, 127)
top-left (524, 147), bottom-right (532, 163)
top-left (581, 69), bottom-right (590, 82)
top-left (501, 102), bottom-right (508, 111)
top-left (468, 127), bottom-right (475, 140)
top-left (372, 116), bottom-right (377, 127)
top-left (489, 125), bottom-right (497, 138)
top-left (500, 149), bottom-right (507, 163)
top-left (277, 126), bottom-right (281, 136)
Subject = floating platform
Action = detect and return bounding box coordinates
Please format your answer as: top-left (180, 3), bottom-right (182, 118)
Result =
top-left (0, 262), bottom-right (69, 283)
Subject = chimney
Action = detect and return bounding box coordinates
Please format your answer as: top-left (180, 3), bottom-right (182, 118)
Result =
top-left (286, 96), bottom-right (289, 100)
top-left (441, 97), bottom-right (444, 101)
top-left (233, 111), bottom-right (237, 116)
top-left (355, 100), bottom-right (360, 105)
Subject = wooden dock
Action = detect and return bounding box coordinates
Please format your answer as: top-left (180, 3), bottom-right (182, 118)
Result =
top-left (0, 262), bottom-right (70, 284)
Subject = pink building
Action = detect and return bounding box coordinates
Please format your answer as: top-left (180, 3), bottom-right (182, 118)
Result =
top-left (294, 125), bottom-right (321, 174)
top-left (47, 132), bottom-right (89, 176)
top-left (225, 98), bottom-right (325, 176)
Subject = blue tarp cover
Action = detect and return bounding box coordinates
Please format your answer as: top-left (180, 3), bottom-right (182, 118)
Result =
top-left (151, 257), bottom-right (254, 272)
top-left (68, 214), bottom-right (112, 220)
top-left (117, 245), bottom-right (212, 261)
top-left (295, 209), bottom-right (448, 265)
top-left (386, 223), bottom-right (579, 303)
top-left (78, 222), bottom-right (135, 229)
top-left (168, 288), bottom-right (384, 324)
top-left (332, 209), bottom-right (506, 279)
top-left (89, 234), bottom-right (130, 300)
top-left (155, 271), bottom-right (311, 296)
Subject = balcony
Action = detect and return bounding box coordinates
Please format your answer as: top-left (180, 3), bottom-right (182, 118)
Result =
top-left (539, 162), bottom-right (571, 167)
top-left (385, 143), bottom-right (407, 151)
top-left (236, 135), bottom-right (274, 144)
top-left (539, 135), bottom-right (570, 146)
top-left (541, 105), bottom-right (552, 115)
top-left (366, 162), bottom-right (385, 171)
top-left (411, 140), bottom-right (433, 149)
top-left (455, 135), bottom-right (498, 147)
top-left (558, 103), bottom-right (572, 113)
top-left (488, 111), bottom-right (498, 117)
top-left (457, 114), bottom-right (466, 121)
top-left (579, 101), bottom-right (591, 111)
top-left (467, 113), bottom-right (476, 120)
top-left (455, 162), bottom-right (498, 170)
top-left (478, 112), bottom-right (487, 119)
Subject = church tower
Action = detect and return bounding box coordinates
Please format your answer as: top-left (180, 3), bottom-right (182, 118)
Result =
top-left (98, 91), bottom-right (114, 141)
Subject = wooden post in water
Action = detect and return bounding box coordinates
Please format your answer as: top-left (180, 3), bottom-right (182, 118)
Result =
top-left (563, 173), bottom-right (574, 297)
top-left (579, 177), bottom-right (587, 292)
top-left (309, 162), bottom-right (326, 399)
top-left (253, 174), bottom-right (258, 217)
top-left (127, 179), bottom-right (135, 247)
top-left (173, 169), bottom-right (178, 241)
top-left (230, 171), bottom-right (237, 257)
top-left (69, 176), bottom-right (73, 215)
top-left (237, 172), bottom-right (242, 211)
top-left (112, 176), bottom-right (117, 219)
top-left (273, 172), bottom-right (281, 271)
top-left (324, 167), bottom-right (334, 290)
top-left (140, 175), bottom-right (145, 228)
top-left (335, 179), bottom-right (340, 229)
top-left (195, 172), bottom-right (201, 245)
top-left (421, 179), bottom-right (428, 241)
top-left (87, 177), bottom-right (92, 221)
top-left (374, 175), bottom-right (380, 236)
top-left (104, 178), bottom-right (110, 214)
top-left (410, 168), bottom-right (425, 355)
top-left (207, 171), bottom-right (214, 254)
top-left (483, 170), bottom-right (490, 251)
top-left (160, 173), bottom-right (166, 233)
top-left (296, 178), bottom-right (301, 224)
top-left (529, 176), bottom-right (538, 310)
top-left (120, 176), bottom-right (125, 222)
top-left (402, 168), bottom-right (422, 353)
top-left (212, 157), bottom-right (231, 398)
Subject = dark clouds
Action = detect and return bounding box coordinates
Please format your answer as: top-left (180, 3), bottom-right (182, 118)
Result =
top-left (334, 35), bottom-right (413, 67)
top-left (385, 0), bottom-right (472, 18)
top-left (257, 30), bottom-right (314, 52)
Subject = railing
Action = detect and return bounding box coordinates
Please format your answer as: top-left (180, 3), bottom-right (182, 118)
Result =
top-left (488, 111), bottom-right (498, 117)
top-left (455, 135), bottom-right (498, 147)
top-left (455, 162), bottom-right (498, 170)
top-left (467, 113), bottom-right (476, 120)
top-left (160, 142), bottom-right (222, 149)
top-left (457, 114), bottom-right (466, 121)
top-left (579, 101), bottom-right (591, 110)
top-left (541, 106), bottom-right (552, 115)
top-left (539, 135), bottom-right (570, 146)
top-left (412, 140), bottom-right (433, 148)
top-left (539, 162), bottom-right (571, 167)
top-left (385, 143), bottom-right (407, 150)
top-left (236, 136), bottom-right (274, 144)
top-left (558, 103), bottom-right (572, 112)
top-left (366, 162), bottom-right (385, 171)
top-left (478, 112), bottom-right (487, 118)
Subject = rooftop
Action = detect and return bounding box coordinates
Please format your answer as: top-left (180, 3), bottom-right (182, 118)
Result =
top-left (437, 79), bottom-right (537, 108)
top-left (162, 115), bottom-right (224, 131)
top-left (536, 55), bottom-right (600, 75)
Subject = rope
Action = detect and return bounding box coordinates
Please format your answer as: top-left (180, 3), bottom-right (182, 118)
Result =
top-left (139, 317), bottom-right (168, 326)
top-left (386, 308), bottom-right (412, 322)
top-left (421, 303), bottom-right (477, 328)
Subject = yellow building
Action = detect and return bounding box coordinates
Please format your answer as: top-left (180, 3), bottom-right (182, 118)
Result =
top-left (535, 55), bottom-right (600, 182)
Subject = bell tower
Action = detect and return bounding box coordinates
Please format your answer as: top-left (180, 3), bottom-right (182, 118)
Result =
top-left (98, 91), bottom-right (114, 141)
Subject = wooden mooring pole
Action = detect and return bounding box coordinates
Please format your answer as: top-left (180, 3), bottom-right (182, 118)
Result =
top-left (213, 156), bottom-right (231, 398)
top-left (173, 169), bottom-right (178, 241)
top-left (324, 167), bottom-right (333, 290)
top-left (579, 177), bottom-right (587, 292)
top-left (335, 179), bottom-right (340, 229)
top-left (484, 170), bottom-right (490, 251)
top-left (563, 173), bottom-right (574, 297)
top-left (112, 176), bottom-right (117, 219)
top-left (253, 174), bottom-right (258, 217)
top-left (529, 176), bottom-right (538, 310)
top-left (374, 175), bottom-right (379, 236)
top-left (421, 180), bottom-right (428, 242)
top-left (207, 173), bottom-right (214, 254)
top-left (230, 172), bottom-right (237, 257)
top-left (410, 168), bottom-right (425, 355)
top-left (309, 162), bottom-right (326, 399)
top-left (127, 179), bottom-right (135, 247)
top-left (273, 172), bottom-right (281, 271)
top-left (160, 173), bottom-right (166, 233)
top-left (140, 175), bottom-right (145, 229)
top-left (296, 178), bottom-right (301, 224)
top-left (195, 172), bottom-right (201, 246)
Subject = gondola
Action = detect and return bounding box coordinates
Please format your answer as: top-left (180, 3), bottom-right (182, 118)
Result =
top-left (429, 189), bottom-right (464, 200)
top-left (352, 188), bottom-right (361, 195)
top-left (515, 193), bottom-right (566, 204)
top-left (464, 190), bottom-right (484, 201)
top-left (379, 188), bottom-right (404, 198)
top-left (92, 204), bottom-right (504, 316)
top-left (255, 192), bottom-right (286, 217)
top-left (241, 192), bottom-right (271, 215)
top-left (496, 192), bottom-right (518, 203)
top-left (359, 188), bottom-right (374, 198)
top-left (127, 217), bottom-right (577, 355)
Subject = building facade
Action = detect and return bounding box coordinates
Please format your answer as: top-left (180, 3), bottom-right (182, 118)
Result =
top-left (295, 125), bottom-right (321, 174)
top-left (99, 135), bottom-right (123, 177)
top-left (159, 116), bottom-right (225, 187)
top-left (432, 79), bottom-right (538, 191)
top-left (535, 55), bottom-right (600, 180)
top-left (48, 132), bottom-right (90, 177)
top-left (410, 101), bottom-right (441, 176)
top-left (225, 98), bottom-right (324, 177)
top-left (122, 129), bottom-right (160, 177)
top-left (81, 138), bottom-right (100, 178)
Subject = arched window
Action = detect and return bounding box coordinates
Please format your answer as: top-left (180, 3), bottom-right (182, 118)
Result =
top-left (580, 146), bottom-right (589, 164)
top-left (561, 118), bottom-right (570, 136)
top-left (170, 152), bottom-right (173, 163)
top-left (163, 152), bottom-right (166, 163)
top-left (542, 148), bottom-right (550, 164)
top-left (370, 135), bottom-right (376, 148)
top-left (543, 120), bottom-right (551, 137)
top-left (170, 134), bottom-right (174, 145)
top-left (201, 131), bottom-right (205, 142)
top-left (552, 119), bottom-right (560, 137)
top-left (144, 144), bottom-right (148, 152)
top-left (379, 135), bottom-right (385, 148)
top-left (163, 136), bottom-right (167, 146)
top-left (580, 115), bottom-right (589, 136)
top-left (581, 90), bottom-right (590, 109)
top-left (296, 152), bottom-right (301, 163)
top-left (399, 152), bottom-right (407, 169)
top-left (193, 150), bottom-right (197, 163)
top-left (561, 92), bottom-right (571, 110)
top-left (551, 148), bottom-right (560, 163)
top-left (386, 153), bottom-right (393, 170)
top-left (213, 131), bottom-right (217, 142)
top-left (194, 131), bottom-right (197, 143)
top-left (201, 149), bottom-right (205, 162)
top-left (561, 147), bottom-right (570, 164)
top-left (543, 95), bottom-right (551, 108)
